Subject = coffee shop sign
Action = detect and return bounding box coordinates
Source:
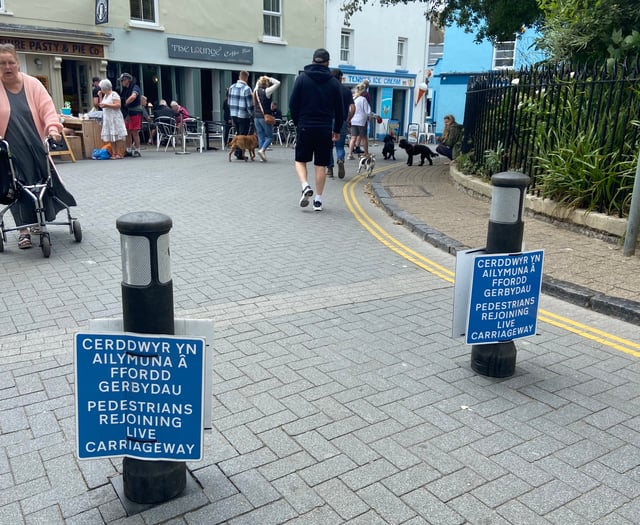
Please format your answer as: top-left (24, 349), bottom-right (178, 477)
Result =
top-left (344, 74), bottom-right (414, 87)
top-left (167, 38), bottom-right (253, 65)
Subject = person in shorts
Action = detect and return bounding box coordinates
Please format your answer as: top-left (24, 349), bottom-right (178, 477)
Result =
top-left (118, 73), bottom-right (143, 157)
top-left (347, 83), bottom-right (371, 159)
top-left (288, 48), bottom-right (344, 211)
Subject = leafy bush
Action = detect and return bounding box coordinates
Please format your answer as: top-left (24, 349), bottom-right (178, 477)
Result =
top-left (534, 128), bottom-right (636, 215)
top-left (530, 86), bottom-right (638, 216)
top-left (464, 62), bottom-right (640, 217)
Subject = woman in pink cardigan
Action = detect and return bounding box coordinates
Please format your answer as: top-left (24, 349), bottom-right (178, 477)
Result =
top-left (0, 43), bottom-right (75, 249)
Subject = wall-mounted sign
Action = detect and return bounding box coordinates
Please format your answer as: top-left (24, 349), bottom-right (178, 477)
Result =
top-left (0, 37), bottom-right (104, 58)
top-left (95, 0), bottom-right (109, 25)
top-left (167, 38), bottom-right (253, 65)
top-left (343, 73), bottom-right (414, 88)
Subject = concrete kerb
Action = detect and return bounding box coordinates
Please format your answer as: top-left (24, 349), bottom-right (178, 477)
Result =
top-left (370, 167), bottom-right (640, 325)
top-left (373, 183), bottom-right (467, 255)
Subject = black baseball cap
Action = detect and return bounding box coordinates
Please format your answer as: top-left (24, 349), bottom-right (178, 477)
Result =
top-left (312, 48), bottom-right (330, 63)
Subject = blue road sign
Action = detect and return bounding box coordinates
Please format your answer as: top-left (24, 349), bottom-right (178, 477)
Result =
top-left (75, 332), bottom-right (205, 461)
top-left (466, 250), bottom-right (544, 345)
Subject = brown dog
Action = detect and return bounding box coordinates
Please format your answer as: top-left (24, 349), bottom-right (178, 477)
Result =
top-left (228, 134), bottom-right (258, 161)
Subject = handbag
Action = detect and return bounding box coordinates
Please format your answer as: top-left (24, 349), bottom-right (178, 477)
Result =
top-left (255, 89), bottom-right (275, 125)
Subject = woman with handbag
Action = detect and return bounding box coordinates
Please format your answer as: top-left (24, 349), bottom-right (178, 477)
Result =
top-left (253, 76), bottom-right (280, 162)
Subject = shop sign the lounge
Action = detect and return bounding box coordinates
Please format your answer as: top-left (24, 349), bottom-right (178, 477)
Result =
top-left (167, 38), bottom-right (253, 65)
top-left (0, 37), bottom-right (104, 58)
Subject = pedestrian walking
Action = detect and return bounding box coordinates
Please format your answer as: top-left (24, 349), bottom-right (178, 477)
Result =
top-left (289, 48), bottom-right (344, 211)
top-left (228, 71), bottom-right (254, 160)
top-left (328, 68), bottom-right (355, 179)
top-left (347, 84), bottom-right (371, 159)
top-left (253, 75), bottom-right (281, 161)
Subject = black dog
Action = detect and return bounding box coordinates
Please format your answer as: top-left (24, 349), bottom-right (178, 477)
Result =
top-left (382, 134), bottom-right (396, 160)
top-left (398, 139), bottom-right (437, 166)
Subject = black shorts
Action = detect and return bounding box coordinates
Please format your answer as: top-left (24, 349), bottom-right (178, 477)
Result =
top-left (295, 127), bottom-right (332, 167)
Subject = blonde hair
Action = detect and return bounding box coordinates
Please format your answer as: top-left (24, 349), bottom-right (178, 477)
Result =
top-left (353, 84), bottom-right (366, 97)
top-left (257, 76), bottom-right (270, 88)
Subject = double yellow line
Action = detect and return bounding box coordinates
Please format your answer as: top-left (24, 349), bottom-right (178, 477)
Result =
top-left (343, 172), bottom-right (640, 358)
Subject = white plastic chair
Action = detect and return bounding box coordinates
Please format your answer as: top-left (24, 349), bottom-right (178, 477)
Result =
top-left (419, 122), bottom-right (436, 144)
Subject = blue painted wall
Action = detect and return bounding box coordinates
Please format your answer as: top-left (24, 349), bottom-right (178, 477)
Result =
top-left (429, 27), bottom-right (545, 135)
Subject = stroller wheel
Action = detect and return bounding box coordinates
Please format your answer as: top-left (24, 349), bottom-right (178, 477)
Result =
top-left (41, 234), bottom-right (51, 258)
top-left (72, 220), bottom-right (82, 242)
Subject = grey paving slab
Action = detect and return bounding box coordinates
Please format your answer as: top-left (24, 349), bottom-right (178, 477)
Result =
top-left (1, 146), bottom-right (639, 523)
top-left (373, 158), bottom-right (640, 322)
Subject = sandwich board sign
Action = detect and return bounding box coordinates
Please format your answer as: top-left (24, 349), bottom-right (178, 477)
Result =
top-left (453, 249), bottom-right (544, 345)
top-left (74, 332), bottom-right (205, 461)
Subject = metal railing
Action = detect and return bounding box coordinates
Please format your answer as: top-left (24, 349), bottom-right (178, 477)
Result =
top-left (462, 58), bottom-right (640, 194)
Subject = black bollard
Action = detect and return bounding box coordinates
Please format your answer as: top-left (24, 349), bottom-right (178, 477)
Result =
top-left (116, 211), bottom-right (186, 504)
top-left (471, 172), bottom-right (530, 378)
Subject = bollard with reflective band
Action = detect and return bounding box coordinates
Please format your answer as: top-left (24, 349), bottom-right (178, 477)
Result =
top-left (470, 172), bottom-right (530, 378)
top-left (116, 211), bottom-right (186, 504)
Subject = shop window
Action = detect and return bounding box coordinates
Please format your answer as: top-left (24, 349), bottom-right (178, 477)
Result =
top-left (493, 40), bottom-right (516, 69)
top-left (130, 0), bottom-right (158, 25)
top-left (428, 23), bottom-right (445, 66)
top-left (397, 38), bottom-right (407, 69)
top-left (425, 88), bottom-right (434, 120)
top-left (263, 0), bottom-right (282, 39)
top-left (340, 29), bottom-right (353, 63)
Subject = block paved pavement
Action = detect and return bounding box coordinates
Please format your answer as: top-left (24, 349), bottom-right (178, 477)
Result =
top-left (0, 144), bottom-right (639, 524)
top-left (370, 154), bottom-right (640, 324)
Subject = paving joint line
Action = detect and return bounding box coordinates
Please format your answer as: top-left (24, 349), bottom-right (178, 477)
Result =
top-left (369, 173), bottom-right (640, 325)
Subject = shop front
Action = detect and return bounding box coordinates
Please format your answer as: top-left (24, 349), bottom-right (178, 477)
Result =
top-left (340, 69), bottom-right (416, 139)
top-left (107, 36), bottom-right (293, 124)
top-left (0, 28), bottom-right (113, 115)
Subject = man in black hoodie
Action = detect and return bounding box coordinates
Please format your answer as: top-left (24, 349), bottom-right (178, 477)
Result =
top-left (289, 48), bottom-right (344, 211)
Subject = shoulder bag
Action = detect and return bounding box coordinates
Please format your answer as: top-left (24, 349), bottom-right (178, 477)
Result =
top-left (255, 89), bottom-right (276, 125)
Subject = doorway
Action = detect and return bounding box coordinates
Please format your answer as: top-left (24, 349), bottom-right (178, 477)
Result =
top-left (391, 89), bottom-right (407, 135)
top-left (61, 60), bottom-right (92, 114)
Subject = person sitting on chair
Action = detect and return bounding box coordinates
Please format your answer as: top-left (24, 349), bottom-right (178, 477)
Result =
top-left (170, 100), bottom-right (190, 129)
top-left (152, 100), bottom-right (178, 146)
top-left (271, 101), bottom-right (283, 121)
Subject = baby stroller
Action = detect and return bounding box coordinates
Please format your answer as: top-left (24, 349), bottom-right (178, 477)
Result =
top-left (0, 138), bottom-right (82, 258)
